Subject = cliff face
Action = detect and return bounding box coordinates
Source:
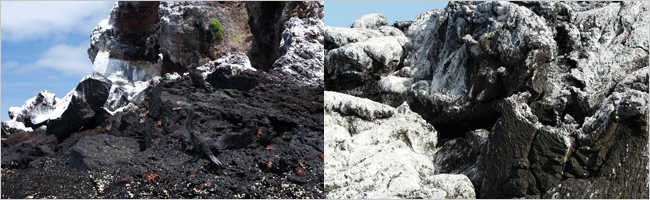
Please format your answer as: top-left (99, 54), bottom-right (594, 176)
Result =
top-left (2, 1), bottom-right (324, 198)
top-left (325, 1), bottom-right (648, 199)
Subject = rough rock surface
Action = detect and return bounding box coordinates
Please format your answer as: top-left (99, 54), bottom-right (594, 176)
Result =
top-left (269, 16), bottom-right (325, 87)
top-left (6, 90), bottom-right (59, 128)
top-left (325, 1), bottom-right (649, 199)
top-left (433, 129), bottom-right (489, 190)
top-left (324, 91), bottom-right (475, 198)
top-left (89, 1), bottom-right (252, 81)
top-left (2, 1), bottom-right (324, 199)
top-left (246, 1), bottom-right (324, 71)
top-left (46, 75), bottom-right (112, 142)
top-left (351, 13), bottom-right (388, 29)
top-left (1, 167), bottom-right (98, 199)
top-left (325, 14), bottom-right (408, 92)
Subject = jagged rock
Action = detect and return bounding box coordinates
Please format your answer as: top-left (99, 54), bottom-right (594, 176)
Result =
top-left (542, 67), bottom-right (649, 199)
top-left (325, 1), bottom-right (649, 199)
top-left (131, 69), bottom-right (324, 198)
top-left (270, 16), bottom-right (324, 87)
top-left (102, 77), bottom-right (149, 115)
top-left (351, 13), bottom-right (388, 29)
top-left (6, 91), bottom-right (59, 127)
top-left (324, 27), bottom-right (384, 49)
top-left (480, 92), bottom-right (543, 198)
top-left (529, 124), bottom-right (577, 192)
top-left (198, 51), bottom-right (255, 78)
top-left (433, 129), bottom-right (489, 191)
top-left (324, 91), bottom-right (446, 198)
top-left (1, 129), bottom-right (57, 169)
top-left (47, 75), bottom-right (112, 142)
top-left (89, 2), bottom-right (162, 81)
top-left (1, 167), bottom-right (97, 198)
top-left (89, 1), bottom-right (251, 81)
top-left (325, 36), bottom-right (407, 91)
top-left (393, 21), bottom-right (412, 32)
top-left (246, 1), bottom-right (323, 71)
top-left (69, 134), bottom-right (139, 172)
top-left (1, 121), bottom-right (33, 137)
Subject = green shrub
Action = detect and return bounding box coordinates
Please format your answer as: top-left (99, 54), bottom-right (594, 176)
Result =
top-left (232, 34), bottom-right (242, 42)
top-left (210, 18), bottom-right (223, 40)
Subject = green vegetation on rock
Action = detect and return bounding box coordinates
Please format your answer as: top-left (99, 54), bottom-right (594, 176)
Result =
top-left (210, 18), bottom-right (223, 40)
top-left (232, 34), bottom-right (242, 42)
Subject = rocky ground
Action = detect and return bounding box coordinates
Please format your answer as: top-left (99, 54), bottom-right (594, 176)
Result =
top-left (2, 1), bottom-right (324, 198)
top-left (325, 1), bottom-right (648, 199)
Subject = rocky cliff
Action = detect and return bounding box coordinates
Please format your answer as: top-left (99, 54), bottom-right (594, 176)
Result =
top-left (325, 1), bottom-right (648, 199)
top-left (2, 1), bottom-right (324, 198)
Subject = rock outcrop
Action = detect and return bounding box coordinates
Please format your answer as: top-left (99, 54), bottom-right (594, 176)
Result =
top-left (46, 75), bottom-right (112, 142)
top-left (2, 1), bottom-right (324, 198)
top-left (325, 13), bottom-right (408, 92)
top-left (89, 1), bottom-right (252, 79)
top-left (325, 1), bottom-right (648, 199)
top-left (246, 1), bottom-right (323, 70)
top-left (324, 91), bottom-right (475, 198)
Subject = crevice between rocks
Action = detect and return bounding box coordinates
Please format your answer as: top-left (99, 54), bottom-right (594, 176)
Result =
top-left (433, 113), bottom-right (500, 145)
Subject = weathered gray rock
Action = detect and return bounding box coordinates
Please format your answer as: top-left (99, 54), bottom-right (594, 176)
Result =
top-left (325, 36), bottom-right (407, 91)
top-left (89, 1), bottom-right (251, 81)
top-left (89, 1), bottom-right (162, 81)
top-left (6, 90), bottom-right (59, 128)
top-left (543, 67), bottom-right (649, 199)
top-left (270, 16), bottom-right (324, 87)
top-left (246, 1), bottom-right (324, 71)
top-left (433, 129), bottom-right (489, 191)
top-left (324, 27), bottom-right (384, 49)
top-left (351, 13), bottom-right (388, 30)
top-left (325, 91), bottom-right (474, 199)
top-left (324, 1), bottom-right (649, 199)
top-left (392, 21), bottom-right (412, 32)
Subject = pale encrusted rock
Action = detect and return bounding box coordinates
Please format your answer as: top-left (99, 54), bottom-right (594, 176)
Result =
top-left (325, 91), bottom-right (450, 199)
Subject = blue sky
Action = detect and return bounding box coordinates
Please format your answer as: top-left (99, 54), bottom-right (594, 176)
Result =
top-left (0, 1), bottom-right (449, 122)
top-left (1, 1), bottom-right (116, 122)
top-left (325, 1), bottom-right (449, 28)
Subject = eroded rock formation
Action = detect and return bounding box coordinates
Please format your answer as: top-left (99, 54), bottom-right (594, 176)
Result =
top-left (325, 1), bottom-right (648, 199)
top-left (2, 1), bottom-right (324, 198)
top-left (324, 91), bottom-right (475, 199)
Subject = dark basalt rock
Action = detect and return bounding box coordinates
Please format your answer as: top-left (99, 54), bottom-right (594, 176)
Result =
top-left (392, 20), bottom-right (412, 32)
top-left (479, 92), bottom-right (542, 198)
top-left (47, 75), bottom-right (112, 142)
top-left (69, 134), bottom-right (140, 172)
top-left (206, 68), bottom-right (260, 91)
top-left (324, 1), bottom-right (648, 198)
top-left (1, 167), bottom-right (98, 199)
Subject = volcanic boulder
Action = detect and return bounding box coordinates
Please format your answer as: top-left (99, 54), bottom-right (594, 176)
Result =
top-left (324, 1), bottom-right (649, 199)
top-left (47, 75), bottom-right (112, 142)
top-left (324, 91), bottom-right (474, 198)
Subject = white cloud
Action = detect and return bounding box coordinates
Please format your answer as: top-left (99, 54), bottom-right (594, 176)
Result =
top-left (1, 1), bottom-right (116, 42)
top-left (5, 43), bottom-right (93, 77)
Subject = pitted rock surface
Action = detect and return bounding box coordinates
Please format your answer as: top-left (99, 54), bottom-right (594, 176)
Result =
top-left (324, 91), bottom-right (473, 198)
top-left (325, 1), bottom-right (649, 199)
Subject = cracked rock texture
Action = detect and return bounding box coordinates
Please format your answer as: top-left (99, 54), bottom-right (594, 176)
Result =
top-left (325, 1), bottom-right (648, 199)
top-left (2, 1), bottom-right (324, 199)
top-left (324, 91), bottom-right (475, 198)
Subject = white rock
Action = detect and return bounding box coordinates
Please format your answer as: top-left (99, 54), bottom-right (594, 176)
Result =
top-left (324, 91), bottom-right (474, 199)
top-left (351, 13), bottom-right (388, 30)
